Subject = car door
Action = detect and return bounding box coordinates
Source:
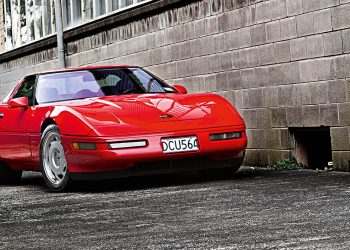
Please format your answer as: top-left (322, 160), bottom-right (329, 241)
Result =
top-left (0, 76), bottom-right (36, 169)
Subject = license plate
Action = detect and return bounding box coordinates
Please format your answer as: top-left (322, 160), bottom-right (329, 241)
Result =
top-left (161, 136), bottom-right (199, 154)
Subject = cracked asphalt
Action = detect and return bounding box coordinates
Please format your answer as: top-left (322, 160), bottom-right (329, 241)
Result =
top-left (1, 167), bottom-right (350, 249)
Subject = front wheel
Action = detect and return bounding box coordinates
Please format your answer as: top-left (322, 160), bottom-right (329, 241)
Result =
top-left (40, 125), bottom-right (70, 192)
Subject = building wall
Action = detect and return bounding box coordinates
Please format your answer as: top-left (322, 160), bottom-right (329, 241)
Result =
top-left (0, 0), bottom-right (350, 170)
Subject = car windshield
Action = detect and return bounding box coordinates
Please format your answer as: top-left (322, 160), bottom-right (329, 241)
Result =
top-left (36, 67), bottom-right (176, 104)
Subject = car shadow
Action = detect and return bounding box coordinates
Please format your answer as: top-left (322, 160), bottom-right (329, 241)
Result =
top-left (20, 166), bottom-right (272, 193)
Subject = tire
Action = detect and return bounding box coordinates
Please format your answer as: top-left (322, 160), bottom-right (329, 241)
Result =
top-left (0, 161), bottom-right (22, 185)
top-left (40, 124), bottom-right (70, 192)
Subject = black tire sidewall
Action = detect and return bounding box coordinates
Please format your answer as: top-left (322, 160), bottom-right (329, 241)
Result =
top-left (40, 124), bottom-right (70, 192)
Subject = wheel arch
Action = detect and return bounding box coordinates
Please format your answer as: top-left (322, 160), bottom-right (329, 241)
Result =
top-left (41, 118), bottom-right (57, 134)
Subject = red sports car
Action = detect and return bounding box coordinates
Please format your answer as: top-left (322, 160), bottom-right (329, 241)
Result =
top-left (0, 66), bottom-right (247, 191)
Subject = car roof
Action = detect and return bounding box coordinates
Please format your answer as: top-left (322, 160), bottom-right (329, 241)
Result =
top-left (32, 65), bottom-right (137, 77)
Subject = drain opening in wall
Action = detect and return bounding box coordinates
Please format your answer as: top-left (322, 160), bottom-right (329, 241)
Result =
top-left (289, 127), bottom-right (332, 169)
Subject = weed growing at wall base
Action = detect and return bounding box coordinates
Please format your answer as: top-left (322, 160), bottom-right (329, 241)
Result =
top-left (272, 159), bottom-right (304, 171)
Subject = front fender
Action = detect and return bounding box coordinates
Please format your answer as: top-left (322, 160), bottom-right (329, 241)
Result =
top-left (49, 106), bottom-right (94, 136)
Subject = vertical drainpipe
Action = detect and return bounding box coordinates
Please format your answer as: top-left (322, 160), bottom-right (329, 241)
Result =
top-left (54, 0), bottom-right (66, 68)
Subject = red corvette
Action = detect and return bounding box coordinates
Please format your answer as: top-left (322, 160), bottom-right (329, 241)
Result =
top-left (0, 66), bottom-right (247, 191)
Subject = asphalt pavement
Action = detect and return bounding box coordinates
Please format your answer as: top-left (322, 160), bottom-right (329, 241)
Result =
top-left (1, 167), bottom-right (350, 249)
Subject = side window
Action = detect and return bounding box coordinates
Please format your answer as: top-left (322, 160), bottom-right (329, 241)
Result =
top-left (13, 76), bottom-right (36, 106)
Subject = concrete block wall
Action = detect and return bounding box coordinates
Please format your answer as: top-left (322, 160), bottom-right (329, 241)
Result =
top-left (0, 0), bottom-right (350, 170)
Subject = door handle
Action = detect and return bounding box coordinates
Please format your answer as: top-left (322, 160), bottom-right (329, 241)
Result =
top-left (0, 113), bottom-right (4, 118)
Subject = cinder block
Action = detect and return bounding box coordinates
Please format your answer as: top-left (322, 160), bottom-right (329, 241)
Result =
top-left (251, 24), bottom-right (266, 46)
top-left (224, 30), bottom-right (239, 51)
top-left (244, 47), bottom-right (260, 67)
top-left (240, 6), bottom-right (256, 27)
top-left (287, 106), bottom-right (303, 127)
top-left (302, 0), bottom-right (338, 12)
top-left (244, 149), bottom-right (269, 166)
top-left (320, 104), bottom-right (339, 126)
top-left (332, 4), bottom-right (350, 30)
top-left (228, 70), bottom-right (242, 90)
top-left (331, 127), bottom-right (350, 151)
top-left (280, 128), bottom-right (292, 150)
top-left (280, 17), bottom-right (297, 40)
top-left (297, 12), bottom-right (314, 36)
top-left (207, 54), bottom-right (221, 73)
top-left (247, 129), bottom-right (267, 149)
top-left (205, 15), bottom-right (218, 35)
top-left (342, 29), bottom-right (350, 53)
top-left (228, 9), bottom-right (242, 29)
top-left (270, 0), bottom-right (287, 20)
top-left (259, 44), bottom-right (275, 65)
top-left (286, 61), bottom-right (301, 84)
top-left (328, 79), bottom-right (347, 104)
top-left (216, 72), bottom-right (229, 91)
top-left (183, 22), bottom-right (196, 40)
top-left (237, 27), bottom-right (252, 48)
top-left (306, 34), bottom-right (324, 58)
top-left (300, 83), bottom-right (312, 105)
top-left (324, 31), bottom-right (342, 56)
top-left (204, 74), bottom-right (217, 92)
top-left (339, 103), bottom-right (350, 126)
top-left (220, 91), bottom-right (236, 105)
top-left (347, 79), bottom-right (350, 102)
top-left (249, 88), bottom-right (264, 108)
top-left (179, 59), bottom-right (191, 77)
top-left (256, 1), bottom-right (271, 23)
top-left (310, 81), bottom-right (328, 104)
top-left (241, 109), bottom-right (257, 128)
top-left (255, 67), bottom-right (269, 87)
top-left (302, 105), bottom-right (320, 127)
top-left (267, 129), bottom-right (282, 149)
top-left (300, 58), bottom-right (336, 82)
top-left (234, 90), bottom-right (244, 108)
top-left (266, 20), bottom-right (281, 43)
top-left (268, 64), bottom-right (284, 85)
top-left (286, 0), bottom-right (303, 16)
top-left (256, 108), bottom-right (272, 128)
top-left (220, 51), bottom-right (233, 71)
top-left (314, 9), bottom-right (332, 33)
top-left (232, 50), bottom-right (247, 69)
top-left (335, 54), bottom-right (350, 78)
top-left (278, 85), bottom-right (293, 106)
top-left (269, 62), bottom-right (298, 85)
top-left (274, 41), bottom-right (291, 63)
top-left (180, 41), bottom-right (191, 59)
top-left (201, 36), bottom-right (215, 55)
top-left (194, 19), bottom-right (205, 38)
top-left (290, 37), bottom-right (307, 61)
top-left (241, 68), bottom-right (256, 89)
top-left (190, 39), bottom-right (202, 57)
top-left (218, 12), bottom-right (231, 32)
top-left (271, 107), bottom-right (287, 127)
top-left (242, 89), bottom-right (250, 109)
top-left (332, 151), bottom-right (350, 172)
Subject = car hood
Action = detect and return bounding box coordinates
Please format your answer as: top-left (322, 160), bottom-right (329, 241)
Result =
top-left (64, 93), bottom-right (244, 136)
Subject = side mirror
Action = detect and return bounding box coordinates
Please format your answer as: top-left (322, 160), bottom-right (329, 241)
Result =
top-left (172, 85), bottom-right (188, 94)
top-left (9, 97), bottom-right (28, 108)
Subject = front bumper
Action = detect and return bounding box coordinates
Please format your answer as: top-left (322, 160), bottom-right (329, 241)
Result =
top-left (61, 125), bottom-right (247, 174)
